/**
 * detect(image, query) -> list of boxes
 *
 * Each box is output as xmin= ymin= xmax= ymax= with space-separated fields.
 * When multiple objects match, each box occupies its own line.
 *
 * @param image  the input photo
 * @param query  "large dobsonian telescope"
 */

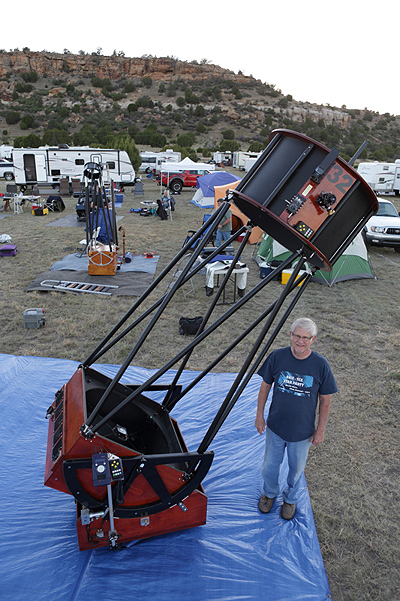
xmin=44 ymin=130 xmax=377 ymax=550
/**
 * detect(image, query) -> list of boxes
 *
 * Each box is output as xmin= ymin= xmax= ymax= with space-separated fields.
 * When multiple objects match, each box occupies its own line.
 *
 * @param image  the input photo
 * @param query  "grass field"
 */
xmin=0 ymin=173 xmax=399 ymax=600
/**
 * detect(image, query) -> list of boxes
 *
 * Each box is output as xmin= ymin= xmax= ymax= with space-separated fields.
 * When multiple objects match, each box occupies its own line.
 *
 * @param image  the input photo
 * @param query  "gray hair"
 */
xmin=290 ymin=317 xmax=317 ymax=338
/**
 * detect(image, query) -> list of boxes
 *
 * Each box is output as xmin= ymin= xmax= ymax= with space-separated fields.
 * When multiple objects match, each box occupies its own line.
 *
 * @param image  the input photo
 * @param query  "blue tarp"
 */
xmin=0 ymin=354 xmax=330 ymax=601
xmin=191 ymin=172 xmax=241 ymax=207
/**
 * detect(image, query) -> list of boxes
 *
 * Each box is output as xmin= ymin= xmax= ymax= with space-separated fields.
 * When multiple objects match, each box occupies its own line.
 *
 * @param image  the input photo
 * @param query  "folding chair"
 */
xmin=134 ymin=180 xmax=144 ymax=197
xmin=182 ymin=213 xmax=216 ymax=251
xmin=59 ymin=178 xmax=70 ymax=196
xmin=44 ymin=195 xmax=65 ymax=212
xmin=71 ymin=178 xmax=82 ymax=197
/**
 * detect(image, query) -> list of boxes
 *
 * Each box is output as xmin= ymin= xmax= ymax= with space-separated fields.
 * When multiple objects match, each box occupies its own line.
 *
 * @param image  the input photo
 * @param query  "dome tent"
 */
xmin=191 ymin=171 xmax=241 ymax=208
xmin=256 ymin=232 xmax=374 ymax=286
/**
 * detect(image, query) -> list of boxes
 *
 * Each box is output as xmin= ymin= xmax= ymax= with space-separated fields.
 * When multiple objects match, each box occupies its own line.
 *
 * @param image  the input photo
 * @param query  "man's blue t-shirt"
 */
xmin=257 ymin=347 xmax=338 ymax=442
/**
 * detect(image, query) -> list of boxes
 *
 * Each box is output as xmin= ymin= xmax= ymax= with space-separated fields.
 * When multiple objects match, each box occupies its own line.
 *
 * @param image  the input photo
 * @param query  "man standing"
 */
xmin=215 ymin=198 xmax=232 ymax=247
xmin=255 ymin=317 xmax=337 ymax=520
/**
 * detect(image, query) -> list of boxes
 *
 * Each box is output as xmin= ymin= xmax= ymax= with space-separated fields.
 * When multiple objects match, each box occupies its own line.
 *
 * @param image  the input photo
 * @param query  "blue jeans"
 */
xmin=261 ymin=427 xmax=311 ymax=504
xmin=215 ymin=229 xmax=231 ymax=247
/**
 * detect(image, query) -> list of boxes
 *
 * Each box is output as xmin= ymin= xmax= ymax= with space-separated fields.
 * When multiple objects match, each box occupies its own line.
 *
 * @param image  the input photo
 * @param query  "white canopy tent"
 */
xmin=160 ymin=157 xmax=215 ymax=173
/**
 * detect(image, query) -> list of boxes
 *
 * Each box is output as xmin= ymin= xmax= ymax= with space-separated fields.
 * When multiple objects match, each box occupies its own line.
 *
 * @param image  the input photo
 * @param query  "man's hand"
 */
xmin=255 ymin=414 xmax=266 ymax=434
xmin=310 ymin=394 xmax=330 ymax=445
xmin=310 ymin=429 xmax=324 ymax=445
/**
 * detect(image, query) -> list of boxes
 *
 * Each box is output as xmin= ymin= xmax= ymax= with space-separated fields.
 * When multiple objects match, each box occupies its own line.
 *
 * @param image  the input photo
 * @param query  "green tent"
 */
xmin=256 ymin=232 xmax=374 ymax=286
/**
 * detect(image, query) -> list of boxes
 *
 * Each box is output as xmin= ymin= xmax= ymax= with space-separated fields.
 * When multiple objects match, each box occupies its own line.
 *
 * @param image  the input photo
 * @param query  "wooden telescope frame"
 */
xmin=44 ymin=130 xmax=377 ymax=550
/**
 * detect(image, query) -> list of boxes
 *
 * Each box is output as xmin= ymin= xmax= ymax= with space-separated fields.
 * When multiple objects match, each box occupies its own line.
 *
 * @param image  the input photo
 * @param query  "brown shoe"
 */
xmin=281 ymin=502 xmax=296 ymax=520
xmin=258 ymin=494 xmax=274 ymax=513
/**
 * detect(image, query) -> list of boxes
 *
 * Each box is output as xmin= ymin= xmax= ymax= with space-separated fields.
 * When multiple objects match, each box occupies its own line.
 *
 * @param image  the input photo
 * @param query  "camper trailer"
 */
xmin=357 ymin=161 xmax=400 ymax=195
xmin=154 ymin=151 xmax=181 ymax=175
xmin=139 ymin=150 xmax=181 ymax=174
xmin=12 ymin=146 xmax=136 ymax=189
xmin=243 ymin=156 xmax=260 ymax=172
xmin=233 ymin=151 xmax=262 ymax=170
xmin=212 ymin=151 xmax=233 ymax=166
xmin=0 ymin=145 xmax=13 ymax=159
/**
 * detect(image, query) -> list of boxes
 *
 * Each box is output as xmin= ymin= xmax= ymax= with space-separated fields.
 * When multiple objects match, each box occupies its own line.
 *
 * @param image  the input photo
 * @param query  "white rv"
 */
xmin=243 ymin=156 xmax=261 ymax=172
xmin=357 ymin=161 xmax=400 ymax=195
xmin=0 ymin=145 xmax=13 ymax=159
xmin=212 ymin=151 xmax=233 ymax=166
xmin=233 ymin=151 xmax=263 ymax=170
xmin=139 ymin=150 xmax=181 ymax=173
xmin=12 ymin=145 xmax=136 ymax=189
xmin=154 ymin=151 xmax=181 ymax=175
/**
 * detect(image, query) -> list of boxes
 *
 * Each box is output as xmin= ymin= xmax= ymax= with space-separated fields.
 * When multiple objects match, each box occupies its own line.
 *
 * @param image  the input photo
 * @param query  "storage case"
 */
xmin=259 ymin=262 xmax=281 ymax=281
xmin=23 ymin=308 xmax=45 ymax=329
xmin=281 ymin=269 xmax=307 ymax=287
xmin=0 ymin=244 xmax=17 ymax=257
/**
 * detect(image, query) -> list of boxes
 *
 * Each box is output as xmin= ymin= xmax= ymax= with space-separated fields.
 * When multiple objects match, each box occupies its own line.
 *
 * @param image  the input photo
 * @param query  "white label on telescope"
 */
xmin=302 ymin=184 xmax=313 ymax=196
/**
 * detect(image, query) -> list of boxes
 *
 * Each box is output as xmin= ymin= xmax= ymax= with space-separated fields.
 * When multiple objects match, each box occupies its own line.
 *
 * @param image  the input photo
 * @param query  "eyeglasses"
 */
xmin=291 ymin=333 xmax=313 ymax=342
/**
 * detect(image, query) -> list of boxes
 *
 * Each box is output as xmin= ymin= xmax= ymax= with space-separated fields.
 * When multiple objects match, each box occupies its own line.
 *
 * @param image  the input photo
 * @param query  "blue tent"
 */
xmin=191 ymin=171 xmax=241 ymax=207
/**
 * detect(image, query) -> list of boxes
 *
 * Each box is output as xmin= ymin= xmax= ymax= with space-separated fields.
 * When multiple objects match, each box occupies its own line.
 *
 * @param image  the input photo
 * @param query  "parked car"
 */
xmin=158 ymin=169 xmax=211 ymax=193
xmin=363 ymin=198 xmax=400 ymax=252
xmin=0 ymin=158 xmax=14 ymax=181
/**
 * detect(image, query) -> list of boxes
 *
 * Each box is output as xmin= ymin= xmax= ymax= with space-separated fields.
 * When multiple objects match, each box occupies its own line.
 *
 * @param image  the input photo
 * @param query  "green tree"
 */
xmin=219 ymin=139 xmax=240 ymax=152
xmin=72 ymin=124 xmax=98 ymax=146
xmin=194 ymin=105 xmax=205 ymax=117
xmin=21 ymin=70 xmax=38 ymax=83
xmin=14 ymin=133 xmax=41 ymax=148
xmin=123 ymin=81 xmax=135 ymax=93
xmin=20 ymin=114 xmax=35 ymax=130
xmin=222 ymin=129 xmax=235 ymax=140
xmin=107 ymin=134 xmax=141 ymax=171
xmin=42 ymin=128 xmax=71 ymax=145
xmin=15 ymin=82 xmax=33 ymax=93
xmin=248 ymin=141 xmax=265 ymax=152
xmin=6 ymin=111 xmax=20 ymax=125
xmin=177 ymin=132 xmax=196 ymax=147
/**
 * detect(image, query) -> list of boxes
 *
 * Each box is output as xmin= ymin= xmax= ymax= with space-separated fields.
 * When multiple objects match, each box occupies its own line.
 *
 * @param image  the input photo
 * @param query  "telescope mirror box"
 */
xmin=23 ymin=308 xmax=45 ymax=329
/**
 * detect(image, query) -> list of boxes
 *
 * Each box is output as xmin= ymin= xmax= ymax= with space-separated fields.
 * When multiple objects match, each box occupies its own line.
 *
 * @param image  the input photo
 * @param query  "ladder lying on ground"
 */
xmin=40 ymin=280 xmax=119 ymax=295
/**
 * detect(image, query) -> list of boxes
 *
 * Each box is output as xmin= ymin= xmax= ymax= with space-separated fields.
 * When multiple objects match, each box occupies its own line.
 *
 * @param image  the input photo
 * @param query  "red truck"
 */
xmin=159 ymin=169 xmax=211 ymax=193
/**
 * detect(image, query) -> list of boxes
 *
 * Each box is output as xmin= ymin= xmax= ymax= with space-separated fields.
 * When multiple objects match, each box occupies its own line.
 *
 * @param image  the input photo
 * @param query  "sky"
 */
xmin=4 ymin=0 xmax=399 ymax=116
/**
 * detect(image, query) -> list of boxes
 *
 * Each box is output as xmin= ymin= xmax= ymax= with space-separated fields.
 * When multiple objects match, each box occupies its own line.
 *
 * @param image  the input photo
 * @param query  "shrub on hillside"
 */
xmin=21 ymin=70 xmax=38 ymax=83
xmin=20 ymin=114 xmax=35 ymax=130
xmin=14 ymin=133 xmax=41 ymax=147
xmin=6 ymin=111 xmax=20 ymax=124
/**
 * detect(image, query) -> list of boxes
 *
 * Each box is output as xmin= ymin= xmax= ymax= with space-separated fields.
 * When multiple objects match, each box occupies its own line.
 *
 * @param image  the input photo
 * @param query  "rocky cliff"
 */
xmin=0 ymin=51 xmax=248 ymax=83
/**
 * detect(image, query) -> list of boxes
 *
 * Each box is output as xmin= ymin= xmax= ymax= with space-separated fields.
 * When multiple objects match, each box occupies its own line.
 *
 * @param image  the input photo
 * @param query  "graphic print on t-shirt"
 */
xmin=277 ymin=371 xmax=314 ymax=397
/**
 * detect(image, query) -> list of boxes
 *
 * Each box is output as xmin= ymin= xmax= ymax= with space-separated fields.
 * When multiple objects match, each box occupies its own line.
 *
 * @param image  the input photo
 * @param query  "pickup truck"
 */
xmin=159 ymin=169 xmax=210 ymax=193
xmin=0 ymin=159 xmax=14 ymax=181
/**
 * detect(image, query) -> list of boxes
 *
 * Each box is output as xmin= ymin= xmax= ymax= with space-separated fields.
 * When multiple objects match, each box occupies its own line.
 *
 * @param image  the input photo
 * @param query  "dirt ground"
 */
xmin=0 ymin=172 xmax=399 ymax=600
